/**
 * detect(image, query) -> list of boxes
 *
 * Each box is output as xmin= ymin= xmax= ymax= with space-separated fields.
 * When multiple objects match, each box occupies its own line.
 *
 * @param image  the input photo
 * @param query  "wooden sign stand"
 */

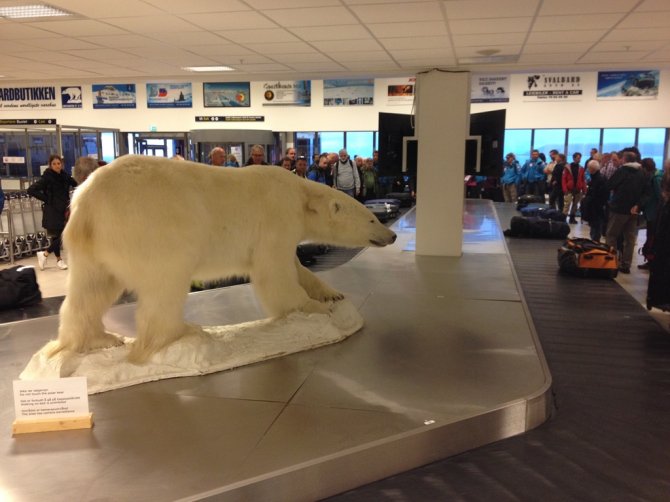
xmin=12 ymin=413 xmax=94 ymax=435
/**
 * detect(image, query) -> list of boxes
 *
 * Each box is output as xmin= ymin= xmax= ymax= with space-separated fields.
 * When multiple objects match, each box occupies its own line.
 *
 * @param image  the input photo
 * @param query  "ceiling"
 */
xmin=1 ymin=0 xmax=670 ymax=83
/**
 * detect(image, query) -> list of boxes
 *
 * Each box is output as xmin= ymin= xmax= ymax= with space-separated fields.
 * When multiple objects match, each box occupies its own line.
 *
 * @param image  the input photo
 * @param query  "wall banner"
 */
xmin=147 ymin=83 xmax=192 ymax=108
xmin=522 ymin=73 xmax=585 ymax=101
xmin=262 ymin=80 xmax=311 ymax=106
xmin=471 ymin=74 xmax=509 ymax=103
xmin=92 ymin=84 xmax=136 ymax=109
xmin=385 ymin=77 xmax=415 ymax=105
xmin=60 ymin=86 xmax=82 ymax=109
xmin=203 ymin=82 xmax=250 ymax=108
xmin=0 ymin=86 xmax=58 ymax=110
xmin=597 ymin=70 xmax=659 ymax=100
xmin=324 ymin=79 xmax=374 ymax=106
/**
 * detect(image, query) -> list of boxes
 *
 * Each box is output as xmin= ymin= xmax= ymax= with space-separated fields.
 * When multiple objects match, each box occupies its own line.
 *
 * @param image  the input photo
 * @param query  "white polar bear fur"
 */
xmin=54 ymin=155 xmax=396 ymax=363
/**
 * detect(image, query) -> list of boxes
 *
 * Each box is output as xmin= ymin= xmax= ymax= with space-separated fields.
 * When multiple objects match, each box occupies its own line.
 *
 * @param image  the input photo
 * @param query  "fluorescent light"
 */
xmin=182 ymin=66 xmax=235 ymax=72
xmin=0 ymin=4 xmax=72 ymax=19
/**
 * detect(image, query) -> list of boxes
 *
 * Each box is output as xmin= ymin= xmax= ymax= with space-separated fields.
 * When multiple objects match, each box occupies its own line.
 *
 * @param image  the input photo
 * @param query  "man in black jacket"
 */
xmin=582 ymin=160 xmax=609 ymax=242
xmin=605 ymin=151 xmax=650 ymax=273
xmin=549 ymin=153 xmax=566 ymax=212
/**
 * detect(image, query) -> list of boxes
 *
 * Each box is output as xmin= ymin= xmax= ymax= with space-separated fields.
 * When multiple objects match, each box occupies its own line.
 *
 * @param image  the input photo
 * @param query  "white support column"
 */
xmin=414 ymin=70 xmax=470 ymax=257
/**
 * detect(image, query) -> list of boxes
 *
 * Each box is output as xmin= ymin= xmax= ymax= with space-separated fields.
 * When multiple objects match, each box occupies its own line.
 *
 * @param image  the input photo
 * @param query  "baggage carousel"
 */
xmin=0 ymin=200 xmax=552 ymax=501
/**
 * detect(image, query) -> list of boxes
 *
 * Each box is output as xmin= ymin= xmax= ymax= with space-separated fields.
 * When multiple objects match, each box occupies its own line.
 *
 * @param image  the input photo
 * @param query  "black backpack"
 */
xmin=0 ymin=266 xmax=42 ymax=309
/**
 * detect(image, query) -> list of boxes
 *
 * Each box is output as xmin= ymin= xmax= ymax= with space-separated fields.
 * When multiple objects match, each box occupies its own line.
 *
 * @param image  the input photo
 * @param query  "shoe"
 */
xmin=618 ymin=266 xmax=631 ymax=274
xmin=569 ymin=217 xmax=577 ymax=224
xmin=37 ymin=251 xmax=47 ymax=270
xmin=638 ymin=262 xmax=650 ymax=270
xmin=57 ymin=259 xmax=68 ymax=270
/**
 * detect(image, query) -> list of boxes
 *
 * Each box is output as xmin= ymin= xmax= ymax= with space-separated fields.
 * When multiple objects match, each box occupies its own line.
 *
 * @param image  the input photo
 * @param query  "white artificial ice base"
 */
xmin=20 ymin=299 xmax=363 ymax=394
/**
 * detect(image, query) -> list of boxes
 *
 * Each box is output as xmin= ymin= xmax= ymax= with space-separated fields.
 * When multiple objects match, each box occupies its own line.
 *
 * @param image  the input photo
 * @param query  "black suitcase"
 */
xmin=516 ymin=194 xmax=545 ymax=210
xmin=385 ymin=192 xmax=414 ymax=207
xmin=519 ymin=203 xmax=552 ymax=217
xmin=504 ymin=216 xmax=570 ymax=239
xmin=0 ymin=265 xmax=42 ymax=309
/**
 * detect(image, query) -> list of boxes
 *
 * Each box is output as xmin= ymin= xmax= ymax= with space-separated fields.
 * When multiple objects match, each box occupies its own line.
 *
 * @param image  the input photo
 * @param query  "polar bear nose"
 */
xmin=390 ymin=232 xmax=397 ymax=243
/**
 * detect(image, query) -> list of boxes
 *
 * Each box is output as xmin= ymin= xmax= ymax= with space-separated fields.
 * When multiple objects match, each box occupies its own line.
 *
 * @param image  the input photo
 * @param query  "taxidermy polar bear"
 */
xmin=53 ymin=155 xmax=396 ymax=363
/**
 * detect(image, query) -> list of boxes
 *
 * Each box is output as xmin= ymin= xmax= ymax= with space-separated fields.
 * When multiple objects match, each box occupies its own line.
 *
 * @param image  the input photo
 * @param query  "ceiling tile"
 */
xmin=389 ymin=48 xmax=454 ymax=60
xmin=533 ymin=13 xmax=625 ymax=31
xmin=246 ymin=0 xmax=340 ymax=7
xmin=65 ymin=48 xmax=137 ymax=60
xmin=539 ymin=0 xmax=638 ymax=15
xmin=181 ymin=11 xmax=277 ymax=30
xmin=367 ymin=21 xmax=447 ymax=38
xmin=453 ymin=33 xmax=527 ymax=47
xmin=350 ymin=2 xmax=443 ymax=23
xmin=523 ymin=43 xmax=593 ymax=54
xmin=290 ymin=25 xmax=370 ymax=41
xmin=636 ymin=0 xmax=670 ymax=11
xmin=287 ymin=62 xmax=346 ymax=71
xmin=526 ymin=29 xmax=606 ymax=43
xmin=25 ymin=20 xmax=128 ymax=37
xmin=379 ymin=36 xmax=451 ymax=50
xmin=18 ymin=51 xmax=89 ymax=63
xmin=617 ymin=11 xmax=670 ymax=28
xmin=593 ymin=40 xmax=668 ymax=52
xmin=603 ymin=27 xmax=670 ymax=42
xmin=450 ymin=17 xmax=532 ymax=35
xmin=341 ymin=60 xmax=402 ymax=70
xmin=578 ymin=50 xmax=651 ymax=63
xmin=312 ymin=39 xmax=384 ymax=52
xmin=270 ymin=53 xmax=333 ymax=63
xmin=79 ymin=35 xmax=166 ymax=49
xmin=263 ymin=6 xmax=358 ymax=26
xmin=218 ymin=28 xmax=300 ymax=44
xmin=103 ymin=15 xmax=202 ymax=33
xmin=329 ymin=51 xmax=393 ymax=62
xmin=0 ymin=23 xmax=64 ymax=39
xmin=444 ymin=0 xmax=540 ymax=19
xmin=242 ymin=42 xmax=319 ymax=55
xmin=455 ymin=45 xmax=522 ymax=57
xmin=52 ymin=0 xmax=164 ymax=17
xmin=184 ymin=44 xmax=257 ymax=57
xmin=517 ymin=53 xmax=582 ymax=64
xmin=232 ymin=63 xmax=292 ymax=72
xmin=22 ymin=37 xmax=101 ymax=51
xmin=148 ymin=31 xmax=227 ymax=46
xmin=142 ymin=0 xmax=251 ymax=14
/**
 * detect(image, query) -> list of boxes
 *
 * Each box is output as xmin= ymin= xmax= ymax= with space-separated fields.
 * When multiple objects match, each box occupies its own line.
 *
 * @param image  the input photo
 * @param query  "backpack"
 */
xmin=0 ymin=266 xmax=42 ymax=309
xmin=557 ymin=238 xmax=618 ymax=278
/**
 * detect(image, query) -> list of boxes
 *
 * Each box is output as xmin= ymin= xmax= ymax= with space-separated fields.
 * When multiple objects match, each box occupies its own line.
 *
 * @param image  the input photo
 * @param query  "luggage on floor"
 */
xmin=558 ymin=238 xmax=618 ymax=278
xmin=385 ymin=192 xmax=414 ymax=207
xmin=504 ymin=216 xmax=570 ymax=239
xmin=537 ymin=207 xmax=566 ymax=222
xmin=516 ymin=194 xmax=544 ymax=210
xmin=0 ymin=265 xmax=42 ymax=309
xmin=519 ymin=203 xmax=552 ymax=217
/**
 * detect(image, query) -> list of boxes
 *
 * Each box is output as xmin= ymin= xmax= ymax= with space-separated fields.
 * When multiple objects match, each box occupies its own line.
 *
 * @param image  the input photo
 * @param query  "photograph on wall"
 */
xmin=60 ymin=86 xmax=82 ymax=109
xmin=323 ymin=79 xmax=374 ymax=106
xmin=471 ymin=74 xmax=509 ymax=103
xmin=522 ymin=73 xmax=585 ymax=101
xmin=92 ymin=84 xmax=136 ymax=109
xmin=146 ymin=83 xmax=192 ymax=108
xmin=386 ymin=77 xmax=415 ymax=105
xmin=203 ymin=82 xmax=250 ymax=107
xmin=261 ymin=80 xmax=311 ymax=106
xmin=0 ymin=85 xmax=58 ymax=110
xmin=597 ymin=70 xmax=659 ymax=100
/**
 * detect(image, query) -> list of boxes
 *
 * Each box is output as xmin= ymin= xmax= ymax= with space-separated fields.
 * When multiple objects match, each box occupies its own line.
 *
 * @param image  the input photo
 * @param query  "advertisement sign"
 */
xmin=92 ymin=84 xmax=136 ymax=109
xmin=471 ymin=74 xmax=509 ymax=103
xmin=60 ymin=86 xmax=82 ymax=109
xmin=522 ymin=73 xmax=585 ymax=101
xmin=386 ymin=77 xmax=415 ymax=105
xmin=262 ymin=80 xmax=311 ymax=106
xmin=324 ymin=79 xmax=374 ymax=106
xmin=0 ymin=86 xmax=58 ymax=110
xmin=203 ymin=82 xmax=250 ymax=107
xmin=195 ymin=116 xmax=264 ymax=122
xmin=147 ymin=83 xmax=192 ymax=108
xmin=597 ymin=70 xmax=659 ymax=99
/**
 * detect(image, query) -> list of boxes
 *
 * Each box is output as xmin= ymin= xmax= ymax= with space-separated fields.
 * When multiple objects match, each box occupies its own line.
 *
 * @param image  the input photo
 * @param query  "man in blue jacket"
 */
xmin=521 ymin=149 xmax=546 ymax=197
xmin=500 ymin=153 xmax=520 ymax=202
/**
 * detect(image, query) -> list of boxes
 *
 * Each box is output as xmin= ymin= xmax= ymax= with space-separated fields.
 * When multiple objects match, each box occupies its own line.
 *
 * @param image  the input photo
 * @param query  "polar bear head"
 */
xmin=302 ymin=185 xmax=397 ymax=248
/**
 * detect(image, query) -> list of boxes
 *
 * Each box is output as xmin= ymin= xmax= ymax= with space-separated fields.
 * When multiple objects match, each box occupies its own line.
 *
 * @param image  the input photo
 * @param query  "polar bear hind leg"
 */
xmin=53 ymin=258 xmax=125 ymax=356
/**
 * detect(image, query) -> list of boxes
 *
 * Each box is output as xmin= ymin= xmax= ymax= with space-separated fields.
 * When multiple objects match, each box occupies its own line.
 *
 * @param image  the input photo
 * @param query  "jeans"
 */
xmin=605 ymin=212 xmax=638 ymax=269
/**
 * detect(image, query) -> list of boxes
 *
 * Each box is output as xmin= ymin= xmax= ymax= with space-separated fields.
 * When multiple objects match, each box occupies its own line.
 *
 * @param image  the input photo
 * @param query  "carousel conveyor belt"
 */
xmin=327 ymin=202 xmax=670 ymax=502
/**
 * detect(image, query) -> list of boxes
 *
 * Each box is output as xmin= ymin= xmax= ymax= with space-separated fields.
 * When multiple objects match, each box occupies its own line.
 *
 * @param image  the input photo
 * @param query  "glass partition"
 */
xmin=503 ymin=129 xmax=532 ymax=165
xmin=533 ymin=129 xmax=566 ymax=157
xmin=346 ymin=131 xmax=375 ymax=159
xmin=567 ymin=129 xmax=601 ymax=159
xmin=602 ymin=128 xmax=636 ymax=154
xmin=637 ymin=128 xmax=666 ymax=168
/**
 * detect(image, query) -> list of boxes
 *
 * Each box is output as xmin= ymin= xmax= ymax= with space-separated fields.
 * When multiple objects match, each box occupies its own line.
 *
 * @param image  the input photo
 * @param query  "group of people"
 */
xmin=209 ymin=145 xmax=381 ymax=201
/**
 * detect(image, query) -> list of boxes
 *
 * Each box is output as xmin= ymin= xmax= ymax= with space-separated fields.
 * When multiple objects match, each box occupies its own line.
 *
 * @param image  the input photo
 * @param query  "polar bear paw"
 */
xmin=301 ymin=298 xmax=331 ymax=315
xmin=307 ymin=284 xmax=344 ymax=303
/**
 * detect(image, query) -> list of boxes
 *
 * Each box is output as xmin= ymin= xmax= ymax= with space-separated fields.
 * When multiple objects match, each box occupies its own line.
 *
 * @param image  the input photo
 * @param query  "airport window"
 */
xmin=567 ymin=129 xmax=601 ymax=159
xmin=533 ymin=129 xmax=566 ymax=157
xmin=346 ymin=131 xmax=375 ymax=160
xmin=319 ymin=132 xmax=344 ymax=154
xmin=503 ymin=129 xmax=532 ymax=165
xmin=637 ymin=128 xmax=666 ymax=168
xmin=602 ymin=128 xmax=636 ymax=154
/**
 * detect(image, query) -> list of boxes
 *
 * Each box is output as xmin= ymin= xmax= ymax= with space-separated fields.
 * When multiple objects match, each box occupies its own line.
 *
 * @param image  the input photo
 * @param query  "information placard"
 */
xmin=13 ymin=377 xmax=89 ymax=420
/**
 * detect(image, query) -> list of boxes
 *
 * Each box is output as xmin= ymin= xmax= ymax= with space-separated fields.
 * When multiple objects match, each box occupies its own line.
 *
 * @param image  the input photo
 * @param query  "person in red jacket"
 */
xmin=562 ymin=152 xmax=587 ymax=224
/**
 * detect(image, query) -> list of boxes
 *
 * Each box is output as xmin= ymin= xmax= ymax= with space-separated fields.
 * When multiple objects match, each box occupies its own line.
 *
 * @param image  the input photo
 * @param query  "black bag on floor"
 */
xmin=504 ymin=216 xmax=570 ymax=239
xmin=558 ymin=238 xmax=618 ymax=279
xmin=519 ymin=203 xmax=552 ymax=217
xmin=516 ymin=194 xmax=544 ymax=210
xmin=537 ymin=207 xmax=566 ymax=222
xmin=0 ymin=266 xmax=42 ymax=309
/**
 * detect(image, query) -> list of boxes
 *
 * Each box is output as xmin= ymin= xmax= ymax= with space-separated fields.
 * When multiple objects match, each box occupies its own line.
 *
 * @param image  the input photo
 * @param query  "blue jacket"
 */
xmin=501 ymin=160 xmax=520 ymax=185
xmin=521 ymin=158 xmax=546 ymax=183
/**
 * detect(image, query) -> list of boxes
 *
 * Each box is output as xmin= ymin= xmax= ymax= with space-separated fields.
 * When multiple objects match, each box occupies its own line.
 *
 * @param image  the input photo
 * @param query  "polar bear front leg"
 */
xmin=251 ymin=249 xmax=330 ymax=316
xmin=295 ymin=256 xmax=344 ymax=302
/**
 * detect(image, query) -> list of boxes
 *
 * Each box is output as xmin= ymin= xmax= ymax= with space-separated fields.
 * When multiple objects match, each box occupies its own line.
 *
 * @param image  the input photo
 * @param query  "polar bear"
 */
xmin=53 ymin=155 xmax=396 ymax=363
